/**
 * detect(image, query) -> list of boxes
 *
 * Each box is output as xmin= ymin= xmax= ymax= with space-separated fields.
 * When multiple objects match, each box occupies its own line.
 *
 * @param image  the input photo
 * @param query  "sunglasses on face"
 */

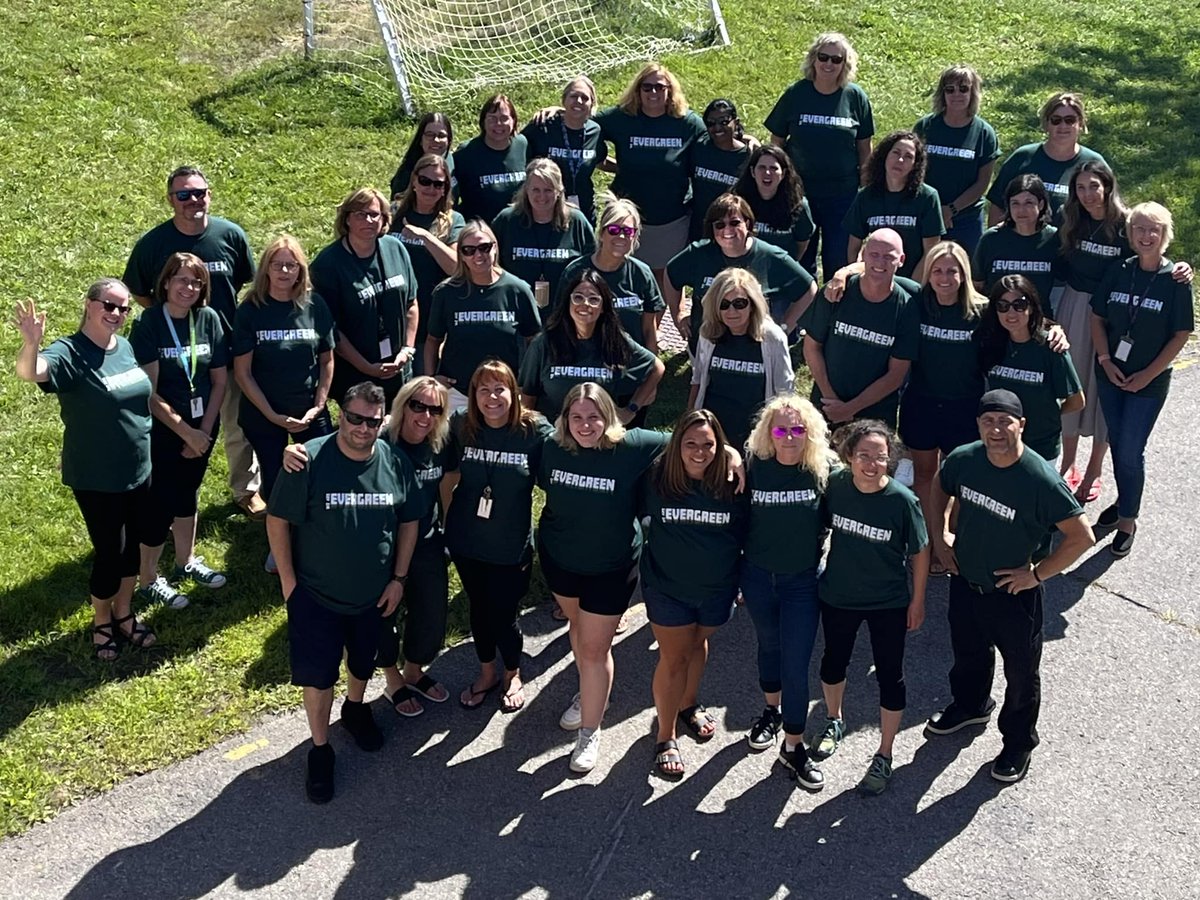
xmin=569 ymin=292 xmax=603 ymax=308
xmin=172 ymin=188 xmax=208 ymax=202
xmin=416 ymin=174 xmax=447 ymax=189
xmin=944 ymin=84 xmax=972 ymax=94
xmin=816 ymin=52 xmax=845 ymax=64
xmin=640 ymin=83 xmax=668 ymax=93
xmin=995 ymin=297 xmax=1031 ymax=313
xmin=1049 ymin=114 xmax=1079 ymax=126
xmin=343 ymin=410 xmax=384 ymax=429
xmin=91 ymin=298 xmax=132 ymax=316
xmin=771 ymin=425 xmax=807 ymax=438
xmin=718 ymin=297 xmax=750 ymax=311
xmin=407 ymin=398 xmax=444 ymax=416
xmin=713 ymin=218 xmax=745 ymax=231
xmin=460 ymin=241 xmax=495 ymax=257
xmin=604 ymin=224 xmax=637 ymax=238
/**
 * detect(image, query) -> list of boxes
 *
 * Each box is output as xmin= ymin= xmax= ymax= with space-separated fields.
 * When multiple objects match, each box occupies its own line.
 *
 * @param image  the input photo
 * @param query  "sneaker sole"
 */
xmin=778 ymin=755 xmax=825 ymax=791
xmin=568 ymin=757 xmax=597 ymax=773
xmin=990 ymin=759 xmax=1030 ymax=783
xmin=559 ymin=717 xmax=582 ymax=731
xmin=925 ymin=710 xmax=994 ymax=735
xmin=747 ymin=734 xmax=777 ymax=752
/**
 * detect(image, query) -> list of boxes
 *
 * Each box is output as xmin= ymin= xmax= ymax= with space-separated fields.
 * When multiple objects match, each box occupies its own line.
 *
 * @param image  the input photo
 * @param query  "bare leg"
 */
xmin=171 ymin=514 xmax=198 ymax=567
xmin=304 ymin=686 xmax=335 ymax=745
xmin=822 ymin=679 xmax=847 ymax=721
xmin=651 ymin=623 xmax=698 ymax=743
xmin=879 ymin=707 xmax=902 ymax=758
xmin=1060 ymin=433 xmax=1080 ymax=476
xmin=139 ymin=544 xmax=163 ymax=588
xmin=680 ymin=628 xmax=718 ymax=710
xmin=575 ymin=610 xmax=620 ymax=730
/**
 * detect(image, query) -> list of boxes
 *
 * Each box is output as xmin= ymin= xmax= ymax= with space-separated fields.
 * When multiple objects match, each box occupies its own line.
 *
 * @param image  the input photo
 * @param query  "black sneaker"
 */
xmin=747 ymin=707 xmax=783 ymax=751
xmin=1096 ymin=503 xmax=1119 ymax=528
xmin=306 ymin=743 xmax=335 ymax=803
xmin=1111 ymin=526 xmax=1136 ymax=558
xmin=340 ymin=698 xmax=384 ymax=751
xmin=778 ymin=741 xmax=825 ymax=791
xmin=925 ymin=699 xmax=997 ymax=735
xmin=991 ymin=748 xmax=1031 ymax=783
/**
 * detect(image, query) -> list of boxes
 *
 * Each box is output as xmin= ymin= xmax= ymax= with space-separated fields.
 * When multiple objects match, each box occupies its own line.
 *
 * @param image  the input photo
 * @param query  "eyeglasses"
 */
xmin=853 ymin=453 xmax=890 ymax=465
xmin=604 ymin=224 xmax=637 ymax=238
xmin=771 ymin=425 xmax=807 ymax=438
xmin=640 ymin=83 xmax=669 ymax=93
xmin=816 ymin=52 xmax=845 ymax=64
xmin=995 ymin=297 xmax=1031 ymax=313
xmin=172 ymin=188 xmax=208 ymax=202
xmin=416 ymin=174 xmax=447 ymax=189
xmin=705 ymin=115 xmax=733 ymax=129
xmin=460 ymin=241 xmax=495 ymax=257
xmin=569 ymin=292 xmax=603 ymax=308
xmin=350 ymin=209 xmax=383 ymax=222
xmin=564 ymin=91 xmax=592 ymax=104
xmin=713 ymin=218 xmax=745 ymax=231
xmin=944 ymin=84 xmax=972 ymax=94
xmin=268 ymin=261 xmax=300 ymax=273
xmin=718 ymin=297 xmax=750 ymax=311
xmin=406 ymin=398 xmax=444 ymax=416
xmin=1049 ymin=114 xmax=1079 ymax=126
xmin=343 ymin=410 xmax=384 ymax=429
xmin=170 ymin=276 xmax=204 ymax=291
xmin=484 ymin=114 xmax=513 ymax=126
xmin=90 ymin=298 xmax=132 ymax=316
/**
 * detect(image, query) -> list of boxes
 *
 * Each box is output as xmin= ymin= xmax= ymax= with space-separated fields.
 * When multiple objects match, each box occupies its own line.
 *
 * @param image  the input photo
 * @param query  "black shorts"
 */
xmin=287 ymin=582 xmax=383 ymax=689
xmin=899 ymin=389 xmax=980 ymax=455
xmin=538 ymin=541 xmax=638 ymax=617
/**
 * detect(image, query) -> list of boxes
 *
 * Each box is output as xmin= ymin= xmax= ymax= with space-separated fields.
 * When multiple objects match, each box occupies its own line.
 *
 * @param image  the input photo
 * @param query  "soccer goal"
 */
xmin=302 ymin=0 xmax=731 ymax=115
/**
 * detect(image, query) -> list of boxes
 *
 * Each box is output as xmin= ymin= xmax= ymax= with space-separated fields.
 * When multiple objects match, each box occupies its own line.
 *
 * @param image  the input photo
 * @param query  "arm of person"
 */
xmin=944 ymin=160 xmax=996 ymax=228
xmin=519 ymin=392 xmax=539 ymax=413
xmin=907 ymin=545 xmax=930 ymax=631
xmin=142 ymin=360 xmax=211 ymax=456
xmin=401 ymin=222 xmax=458 ymax=275
xmin=686 ymin=382 xmax=700 ymax=410
xmin=266 ymin=514 xmax=298 ymax=600
xmin=641 ymin=314 xmax=660 ymax=353
xmin=378 ymin=519 xmax=420 ymax=616
xmin=823 ymin=357 xmax=911 ymax=424
xmin=987 ymin=203 xmax=1005 ymax=227
xmin=296 ymin=350 xmax=335 ymax=426
xmin=1089 ymin=311 xmax=1128 ymax=388
xmin=625 ymin=357 xmax=665 ymax=417
xmin=994 ymin=513 xmax=1095 ymax=593
xmin=662 ymin=273 xmax=689 ymax=342
xmin=424 ymin=334 xmax=451 ymax=386
xmin=770 ymin=134 xmax=786 ymax=148
xmin=13 ymin=299 xmax=50 ymax=382
xmin=856 ymin=138 xmax=872 ymax=171
xmin=846 ymin=236 xmax=863 ymax=268
xmin=928 ymin=474 xmax=958 ymax=574
xmin=438 ymin=470 xmax=460 ymax=525
xmin=132 ymin=294 xmax=153 ymax=310
xmin=795 ymin=239 xmax=810 ymax=263
xmin=335 ymin=334 xmax=388 ymax=378
xmin=1121 ymin=331 xmax=1192 ymax=393
xmin=911 ymin=236 xmax=941 ymax=283
xmin=1059 ymin=390 xmax=1085 ymax=415
xmin=282 ymin=442 xmax=310 ymax=473
xmin=802 ymin=336 xmax=837 ymax=402
xmin=824 ymin=260 xmax=865 ymax=301
xmin=234 ymin=352 xmax=302 ymax=433
xmin=780 ymin=282 xmax=817 ymax=332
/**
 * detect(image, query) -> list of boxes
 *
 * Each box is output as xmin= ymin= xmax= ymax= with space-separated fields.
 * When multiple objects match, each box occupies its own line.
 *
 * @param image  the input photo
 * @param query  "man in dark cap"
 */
xmin=925 ymin=389 xmax=1094 ymax=782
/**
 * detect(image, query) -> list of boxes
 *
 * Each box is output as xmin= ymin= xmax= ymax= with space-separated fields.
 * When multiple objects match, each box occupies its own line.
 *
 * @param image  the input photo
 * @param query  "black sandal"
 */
xmin=654 ymin=739 xmax=684 ymax=778
xmin=679 ymin=704 xmax=717 ymax=742
xmin=387 ymin=685 xmax=425 ymax=718
xmin=112 ymin=611 xmax=156 ymax=650
xmin=91 ymin=621 xmax=120 ymax=661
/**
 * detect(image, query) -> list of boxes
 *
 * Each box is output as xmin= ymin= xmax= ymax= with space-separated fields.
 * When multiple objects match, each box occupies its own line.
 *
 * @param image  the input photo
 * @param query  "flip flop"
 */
xmin=407 ymin=674 xmax=448 ymax=703
xmin=388 ymin=685 xmax=424 ymax=717
xmin=500 ymin=679 xmax=525 ymax=713
xmin=459 ymin=679 xmax=500 ymax=710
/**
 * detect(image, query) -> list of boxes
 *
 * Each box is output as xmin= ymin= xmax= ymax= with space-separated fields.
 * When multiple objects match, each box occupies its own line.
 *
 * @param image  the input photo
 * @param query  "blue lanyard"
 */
xmin=558 ymin=116 xmax=584 ymax=190
xmin=162 ymin=306 xmax=197 ymax=395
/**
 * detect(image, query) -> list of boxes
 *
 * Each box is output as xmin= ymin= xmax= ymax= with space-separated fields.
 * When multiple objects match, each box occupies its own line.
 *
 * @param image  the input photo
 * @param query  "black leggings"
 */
xmin=72 ymin=479 xmax=152 ymax=600
xmin=145 ymin=421 xmax=218 ymax=547
xmin=242 ymin=410 xmax=333 ymax=503
xmin=819 ymin=602 xmax=908 ymax=711
xmin=452 ymin=554 xmax=531 ymax=671
xmin=377 ymin=537 xmax=450 ymax=668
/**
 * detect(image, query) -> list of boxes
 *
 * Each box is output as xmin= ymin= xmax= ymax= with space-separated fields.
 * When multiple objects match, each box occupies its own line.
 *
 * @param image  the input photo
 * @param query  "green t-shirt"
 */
xmin=913 ymin=114 xmax=1001 ymax=215
xmin=521 ymin=115 xmax=606 ymax=221
xmin=745 ymin=455 xmax=826 ymax=574
xmin=452 ymin=134 xmax=529 ymax=223
xmin=122 ymin=216 xmax=255 ymax=339
xmin=537 ymin=428 xmax=669 ymax=573
xmin=807 ymin=277 xmax=920 ymax=423
xmin=268 ymin=434 xmax=422 ymax=614
xmin=444 ymin=412 xmax=554 ymax=565
xmin=702 ymin=333 xmax=767 ymax=450
xmin=639 ymin=477 xmax=748 ymax=603
xmin=390 ymin=152 xmax=457 ymax=202
xmin=593 ymin=106 xmax=707 ymax=225
xmin=843 ymin=183 xmax=945 ymax=278
xmin=427 ymin=271 xmax=542 ymax=388
xmin=394 ymin=209 xmax=466 ymax=345
xmin=492 ymin=206 xmax=596 ymax=300
xmin=973 ymin=225 xmax=1060 ymax=304
xmin=1091 ymin=257 xmax=1195 ymax=400
xmin=1059 ymin=215 xmax=1129 ymax=294
xmin=819 ymin=468 xmax=927 ymax=610
xmin=752 ymin=198 xmax=816 ymax=259
xmin=689 ymin=138 xmax=753 ymax=238
xmin=910 ymin=295 xmax=984 ymax=401
xmin=940 ymin=441 xmax=1082 ymax=589
xmin=519 ymin=330 xmax=658 ymax=419
xmin=764 ymin=80 xmax=875 ymax=199
xmin=985 ymin=338 xmax=1082 ymax=460
xmin=232 ymin=296 xmax=337 ymax=429
xmin=130 ymin=305 xmax=229 ymax=421
xmin=39 ymin=334 xmax=153 ymax=492
xmin=394 ymin=437 xmax=448 ymax=540
xmin=555 ymin=255 xmax=664 ymax=349
xmin=986 ymin=143 xmax=1107 ymax=222
xmin=309 ymin=234 xmax=417 ymax=368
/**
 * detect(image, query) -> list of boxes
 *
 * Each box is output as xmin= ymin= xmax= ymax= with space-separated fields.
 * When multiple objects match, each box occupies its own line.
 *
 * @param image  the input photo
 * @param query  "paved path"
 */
xmin=2 ymin=369 xmax=1198 ymax=900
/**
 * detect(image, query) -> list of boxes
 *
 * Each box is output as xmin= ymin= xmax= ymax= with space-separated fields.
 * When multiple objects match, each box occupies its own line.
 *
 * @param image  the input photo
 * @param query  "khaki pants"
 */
xmin=220 ymin=380 xmax=261 ymax=501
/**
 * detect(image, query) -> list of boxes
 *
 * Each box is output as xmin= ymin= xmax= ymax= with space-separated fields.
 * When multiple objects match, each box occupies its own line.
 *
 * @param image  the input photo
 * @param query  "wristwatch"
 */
xmin=626 ymin=402 xmax=640 ymax=414
xmin=390 ymin=573 xmax=409 ymax=584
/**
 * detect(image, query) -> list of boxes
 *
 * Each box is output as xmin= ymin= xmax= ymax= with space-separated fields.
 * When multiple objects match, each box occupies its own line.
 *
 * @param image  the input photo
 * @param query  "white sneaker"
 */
xmin=895 ymin=457 xmax=915 ymax=487
xmin=569 ymin=728 xmax=601 ymax=773
xmin=559 ymin=693 xmax=582 ymax=731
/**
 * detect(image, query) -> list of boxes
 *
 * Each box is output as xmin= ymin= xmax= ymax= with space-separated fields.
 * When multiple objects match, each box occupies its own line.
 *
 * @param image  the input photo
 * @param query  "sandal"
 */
xmin=91 ymin=621 xmax=120 ymax=661
xmin=679 ymin=704 xmax=717 ymax=742
xmin=112 ymin=611 xmax=156 ymax=650
xmin=407 ymin=674 xmax=448 ymax=703
xmin=459 ymin=678 xmax=501 ymax=710
xmin=654 ymin=739 xmax=684 ymax=778
xmin=387 ymin=685 xmax=424 ymax=718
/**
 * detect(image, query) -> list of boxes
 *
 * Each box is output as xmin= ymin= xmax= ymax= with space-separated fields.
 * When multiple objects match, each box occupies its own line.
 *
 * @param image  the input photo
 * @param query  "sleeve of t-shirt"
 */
xmin=129 ymin=313 xmax=157 ymax=366
xmin=121 ymin=236 xmax=154 ymax=298
xmin=518 ymin=335 xmax=546 ymax=397
xmin=1036 ymin=466 xmax=1084 ymax=528
xmin=232 ymin=302 xmax=256 ymax=356
xmin=986 ymin=151 xmax=1021 ymax=208
xmin=618 ymin=336 xmax=658 ymax=393
xmin=1170 ymin=281 xmax=1196 ymax=333
xmin=1089 ymin=264 xmax=1119 ymax=318
xmin=770 ymin=251 xmax=815 ymax=304
xmin=938 ymin=445 xmax=964 ymax=497
xmin=972 ymin=233 xmax=994 ymax=284
xmin=232 ymin=226 xmax=256 ymax=291
xmin=519 ymin=122 xmax=544 ymax=158
xmin=448 ymin=214 xmax=467 ymax=244
xmin=38 ymin=338 xmax=81 ymax=393
xmin=444 ymin=413 xmax=465 ymax=472
xmin=892 ymin=296 xmax=922 ymax=361
xmin=807 ymin=294 xmax=834 ymax=343
xmin=920 ymin=188 xmax=946 ymax=237
xmin=1051 ymin=348 xmax=1082 ymax=399
xmin=427 ymin=285 xmax=450 ymax=341
xmin=855 ymin=88 xmax=875 ymax=140
xmin=764 ymin=85 xmax=794 ymax=139
xmin=592 ymin=106 xmax=619 ymax=144
xmin=491 ymin=210 xmax=513 ymax=260
xmin=627 ymin=427 xmax=671 ymax=469
xmin=894 ymin=276 xmax=922 ymax=297
xmin=268 ymin=462 xmax=310 ymax=524
xmin=794 ymin=199 xmax=816 ymax=244
xmin=514 ymin=284 xmax=542 ymax=336
xmin=843 ymin=190 xmax=868 ymax=240
xmin=665 ymin=245 xmax=696 ymax=293
xmin=207 ymin=311 xmax=231 ymax=368
xmin=390 ymin=448 xmax=425 ymax=523
xmin=903 ymin=489 xmax=930 ymax=555
xmin=637 ymin=264 xmax=666 ymax=313
xmin=980 ymin=122 xmax=1001 ymax=163
xmin=574 ymin=215 xmax=597 ymax=257
xmin=308 ymin=253 xmax=338 ymax=321
xmin=396 ymin=239 xmax=419 ymax=307
xmin=312 ymin=296 xmax=337 ymax=353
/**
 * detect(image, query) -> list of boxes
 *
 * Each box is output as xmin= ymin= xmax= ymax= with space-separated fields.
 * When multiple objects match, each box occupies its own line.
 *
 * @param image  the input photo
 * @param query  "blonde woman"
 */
xmin=521 ymin=76 xmax=606 ymax=222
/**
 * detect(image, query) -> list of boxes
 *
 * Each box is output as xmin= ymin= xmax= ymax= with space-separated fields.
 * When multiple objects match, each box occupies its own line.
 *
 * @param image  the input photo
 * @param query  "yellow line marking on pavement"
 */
xmin=224 ymin=737 xmax=269 ymax=761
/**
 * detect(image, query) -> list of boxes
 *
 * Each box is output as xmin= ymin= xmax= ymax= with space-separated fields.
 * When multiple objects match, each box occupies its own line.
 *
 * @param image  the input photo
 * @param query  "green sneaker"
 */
xmin=136 ymin=575 xmax=190 ymax=610
xmin=810 ymin=717 xmax=845 ymax=761
xmin=173 ymin=556 xmax=227 ymax=589
xmin=857 ymin=753 xmax=893 ymax=796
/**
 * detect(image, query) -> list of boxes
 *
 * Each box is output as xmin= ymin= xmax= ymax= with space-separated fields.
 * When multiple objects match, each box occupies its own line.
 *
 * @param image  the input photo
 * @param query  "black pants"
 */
xmin=145 ymin=421 xmax=219 ymax=547
xmin=331 ymin=359 xmax=408 ymax=411
xmin=947 ymin=575 xmax=1043 ymax=753
xmin=72 ymin=479 xmax=152 ymax=600
xmin=453 ymin=554 xmax=531 ymax=671
xmin=818 ymin=602 xmax=908 ymax=711
xmin=242 ymin=411 xmax=334 ymax=503
xmin=377 ymin=537 xmax=450 ymax=668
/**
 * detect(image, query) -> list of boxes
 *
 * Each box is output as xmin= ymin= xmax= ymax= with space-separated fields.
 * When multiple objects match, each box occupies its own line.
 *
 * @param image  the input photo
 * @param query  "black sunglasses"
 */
xmin=416 ymin=174 xmax=447 ymax=189
xmin=944 ymin=84 xmax=972 ymax=94
xmin=995 ymin=297 xmax=1031 ymax=314
xmin=719 ymin=297 xmax=750 ymax=310
xmin=461 ymin=242 xmax=495 ymax=257
xmin=407 ymin=398 xmax=444 ymax=416
xmin=343 ymin=409 xmax=384 ymax=429
xmin=816 ymin=52 xmax=845 ymax=64
xmin=90 ymin=298 xmax=132 ymax=315
xmin=172 ymin=188 xmax=209 ymax=202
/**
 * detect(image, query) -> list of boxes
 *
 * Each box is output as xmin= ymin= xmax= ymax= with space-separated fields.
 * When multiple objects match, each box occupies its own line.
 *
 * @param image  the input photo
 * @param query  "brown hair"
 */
xmin=461 ymin=358 xmax=540 ymax=445
xmin=652 ymin=409 xmax=733 ymax=501
xmin=153 ymin=252 xmax=210 ymax=307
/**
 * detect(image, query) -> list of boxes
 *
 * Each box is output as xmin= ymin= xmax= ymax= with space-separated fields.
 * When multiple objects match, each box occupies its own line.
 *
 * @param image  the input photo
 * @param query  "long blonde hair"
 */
xmin=746 ymin=394 xmax=832 ymax=490
xmin=802 ymin=33 xmax=858 ymax=87
xmin=448 ymin=220 xmax=503 ymax=291
xmin=245 ymin=235 xmax=312 ymax=307
xmin=389 ymin=376 xmax=451 ymax=453
xmin=509 ymin=158 xmax=570 ymax=230
xmin=919 ymin=240 xmax=984 ymax=322
xmin=617 ymin=62 xmax=689 ymax=117
xmin=393 ymin=154 xmax=455 ymax=241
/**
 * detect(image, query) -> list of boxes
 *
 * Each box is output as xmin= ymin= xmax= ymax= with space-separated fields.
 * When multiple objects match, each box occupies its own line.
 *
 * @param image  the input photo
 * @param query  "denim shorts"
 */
xmin=643 ymin=582 xmax=737 ymax=629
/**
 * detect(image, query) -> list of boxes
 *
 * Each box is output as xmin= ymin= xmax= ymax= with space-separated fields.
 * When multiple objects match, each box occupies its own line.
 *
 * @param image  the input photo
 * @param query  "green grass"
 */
xmin=1 ymin=0 xmax=1197 ymax=836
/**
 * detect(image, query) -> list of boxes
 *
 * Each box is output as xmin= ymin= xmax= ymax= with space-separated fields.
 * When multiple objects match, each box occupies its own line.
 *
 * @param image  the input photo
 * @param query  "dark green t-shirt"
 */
xmin=39 ymin=334 xmax=153 ymax=492
xmin=843 ymin=183 xmax=945 ymax=278
xmin=640 ymin=477 xmax=748 ymax=602
xmin=593 ymin=106 xmax=707 ymax=225
xmin=492 ymin=206 xmax=596 ymax=300
xmin=910 ymin=295 xmax=984 ymax=401
xmin=452 ymin=134 xmax=529 ymax=223
xmin=521 ymin=115 xmax=606 ymax=221
xmin=973 ymin=225 xmax=1060 ymax=304
xmin=519 ymin=330 xmax=658 ymax=419
xmin=745 ymin=455 xmax=826 ymax=574
xmin=940 ymin=441 xmax=1082 ymax=589
xmin=1058 ymin=215 xmax=1129 ymax=294
xmin=702 ymin=333 xmax=767 ymax=449
xmin=269 ymin=434 xmax=422 ymax=614
xmin=985 ymin=338 xmax=1082 ymax=460
xmin=986 ymin=143 xmax=1107 ymax=222
xmin=122 ymin=216 xmax=255 ymax=339
xmin=427 ymin=272 xmax=541 ymax=388
xmin=764 ymin=80 xmax=875 ymax=199
xmin=537 ymin=428 xmax=669 ymax=573
xmin=689 ymin=137 xmax=752 ymax=238
xmin=394 ymin=208 xmax=466 ymax=345
xmin=232 ymin=296 xmax=337 ymax=429
xmin=1091 ymin=257 xmax=1195 ymax=400
xmin=807 ymin=277 xmax=920 ymax=422
xmin=913 ymin=114 xmax=1001 ymax=215
xmin=819 ymin=469 xmax=927 ymax=610
xmin=394 ymin=437 xmax=448 ymax=540
xmin=130 ymin=305 xmax=229 ymax=420
xmin=444 ymin=412 xmax=554 ymax=564
xmin=752 ymin=198 xmax=816 ymax=259
xmin=309 ymin=234 xmax=417 ymax=367
xmin=555 ymin=255 xmax=664 ymax=349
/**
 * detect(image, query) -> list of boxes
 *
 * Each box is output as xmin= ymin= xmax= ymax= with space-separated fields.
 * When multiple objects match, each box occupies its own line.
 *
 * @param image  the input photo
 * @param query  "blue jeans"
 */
xmin=1095 ymin=376 xmax=1168 ymax=519
xmin=739 ymin=560 xmax=819 ymax=735
xmin=944 ymin=207 xmax=984 ymax=256
xmin=800 ymin=191 xmax=856 ymax=282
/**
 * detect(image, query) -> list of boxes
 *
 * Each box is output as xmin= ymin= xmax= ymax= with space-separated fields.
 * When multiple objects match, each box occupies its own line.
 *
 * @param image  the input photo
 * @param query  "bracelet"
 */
xmin=1097 ymin=354 xmax=1111 ymax=363
xmin=390 ymin=573 xmax=408 ymax=584
xmin=1032 ymin=566 xmax=1043 ymax=584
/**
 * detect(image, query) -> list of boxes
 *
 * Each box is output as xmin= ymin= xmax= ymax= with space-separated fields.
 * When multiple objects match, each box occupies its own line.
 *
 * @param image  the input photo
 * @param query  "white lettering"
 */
xmin=833 ymin=320 xmax=896 ymax=348
xmin=549 ymin=469 xmax=617 ymax=493
xmin=959 ymin=485 xmax=1017 ymax=522
xmin=324 ymin=491 xmax=395 ymax=510
xmin=831 ymin=513 xmax=892 ymax=543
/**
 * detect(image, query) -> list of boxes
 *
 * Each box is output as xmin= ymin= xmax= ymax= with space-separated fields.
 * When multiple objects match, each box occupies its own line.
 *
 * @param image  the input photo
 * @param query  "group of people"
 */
xmin=11 ymin=32 xmax=1194 ymax=803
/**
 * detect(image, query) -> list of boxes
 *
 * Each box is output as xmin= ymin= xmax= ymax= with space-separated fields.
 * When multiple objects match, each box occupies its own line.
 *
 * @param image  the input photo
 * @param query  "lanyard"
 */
xmin=162 ymin=306 xmax=198 ymax=396
xmin=1125 ymin=265 xmax=1160 ymax=332
xmin=557 ymin=116 xmax=584 ymax=191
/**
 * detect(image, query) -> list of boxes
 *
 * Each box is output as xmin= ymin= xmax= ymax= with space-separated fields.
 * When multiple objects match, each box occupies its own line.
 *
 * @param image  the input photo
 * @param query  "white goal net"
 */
xmin=303 ymin=0 xmax=730 ymax=114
